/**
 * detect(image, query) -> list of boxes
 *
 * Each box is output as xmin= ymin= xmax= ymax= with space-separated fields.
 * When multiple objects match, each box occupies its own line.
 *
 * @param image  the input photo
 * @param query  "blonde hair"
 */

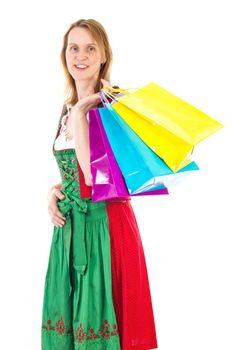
xmin=60 ymin=19 xmax=113 ymax=106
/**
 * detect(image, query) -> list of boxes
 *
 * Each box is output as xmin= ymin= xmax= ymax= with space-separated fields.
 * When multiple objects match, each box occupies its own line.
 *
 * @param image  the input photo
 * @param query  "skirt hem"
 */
xmin=41 ymin=329 xmax=121 ymax=349
xmin=131 ymin=341 xmax=158 ymax=350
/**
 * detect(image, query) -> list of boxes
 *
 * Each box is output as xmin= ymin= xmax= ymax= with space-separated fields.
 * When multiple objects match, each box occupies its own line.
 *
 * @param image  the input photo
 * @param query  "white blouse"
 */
xmin=54 ymin=105 xmax=76 ymax=151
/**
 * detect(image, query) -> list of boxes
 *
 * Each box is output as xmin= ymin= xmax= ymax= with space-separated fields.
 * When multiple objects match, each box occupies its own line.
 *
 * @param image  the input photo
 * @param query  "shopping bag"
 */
xmin=98 ymin=103 xmax=199 ymax=195
xmin=89 ymin=108 xmax=169 ymax=202
xmin=101 ymin=82 xmax=223 ymax=171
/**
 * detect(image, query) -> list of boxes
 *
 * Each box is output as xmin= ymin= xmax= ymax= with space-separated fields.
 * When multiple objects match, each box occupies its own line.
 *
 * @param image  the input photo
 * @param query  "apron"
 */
xmin=41 ymin=104 xmax=123 ymax=350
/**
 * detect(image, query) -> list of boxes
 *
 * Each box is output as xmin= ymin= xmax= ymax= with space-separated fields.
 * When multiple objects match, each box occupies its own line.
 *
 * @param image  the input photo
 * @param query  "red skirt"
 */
xmin=106 ymin=200 xmax=158 ymax=350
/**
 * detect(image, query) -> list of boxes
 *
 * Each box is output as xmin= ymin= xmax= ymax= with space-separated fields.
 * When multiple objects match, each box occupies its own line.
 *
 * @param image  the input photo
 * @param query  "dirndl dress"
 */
xmin=41 ymin=103 xmax=158 ymax=350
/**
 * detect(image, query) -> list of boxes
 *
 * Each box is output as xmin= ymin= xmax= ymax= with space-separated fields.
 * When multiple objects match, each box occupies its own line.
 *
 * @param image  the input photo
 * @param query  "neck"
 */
xmin=75 ymin=77 xmax=98 ymax=100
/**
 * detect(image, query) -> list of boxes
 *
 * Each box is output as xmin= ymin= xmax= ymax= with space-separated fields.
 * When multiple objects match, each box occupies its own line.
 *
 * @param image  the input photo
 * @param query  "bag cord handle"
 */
xmin=101 ymin=85 xmax=139 ymax=99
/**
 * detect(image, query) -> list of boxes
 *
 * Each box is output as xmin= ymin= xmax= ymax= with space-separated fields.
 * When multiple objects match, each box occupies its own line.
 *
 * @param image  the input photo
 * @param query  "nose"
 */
xmin=75 ymin=50 xmax=88 ymax=61
xmin=76 ymin=55 xmax=88 ymax=61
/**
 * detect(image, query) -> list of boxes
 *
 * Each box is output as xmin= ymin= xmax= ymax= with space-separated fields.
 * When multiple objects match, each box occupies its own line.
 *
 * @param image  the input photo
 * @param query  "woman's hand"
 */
xmin=73 ymin=93 xmax=100 ymax=115
xmin=47 ymin=188 xmax=66 ymax=228
xmin=73 ymin=79 xmax=112 ymax=114
xmin=100 ymin=78 xmax=112 ymax=92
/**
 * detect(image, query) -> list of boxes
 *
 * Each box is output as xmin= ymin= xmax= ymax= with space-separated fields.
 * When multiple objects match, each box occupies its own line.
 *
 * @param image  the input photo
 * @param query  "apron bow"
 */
xmin=56 ymin=190 xmax=90 ymax=296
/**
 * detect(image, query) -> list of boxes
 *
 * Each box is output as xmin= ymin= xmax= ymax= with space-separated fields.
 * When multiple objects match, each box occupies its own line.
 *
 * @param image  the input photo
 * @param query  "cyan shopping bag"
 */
xmin=89 ymin=108 xmax=169 ymax=202
xmin=101 ymin=83 xmax=223 ymax=172
xmin=98 ymin=103 xmax=199 ymax=195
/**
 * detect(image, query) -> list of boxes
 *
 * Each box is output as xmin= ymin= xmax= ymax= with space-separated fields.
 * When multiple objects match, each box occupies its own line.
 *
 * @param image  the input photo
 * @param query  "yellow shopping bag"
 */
xmin=102 ymin=82 xmax=224 ymax=172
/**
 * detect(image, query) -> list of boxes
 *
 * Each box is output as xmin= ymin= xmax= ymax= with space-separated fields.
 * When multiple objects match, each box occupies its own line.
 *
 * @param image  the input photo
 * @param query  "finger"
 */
xmin=54 ymin=208 xmax=66 ymax=220
xmin=48 ymin=190 xmax=64 ymax=203
xmin=95 ymin=92 xmax=102 ymax=99
xmin=101 ymin=78 xmax=111 ymax=86
xmin=54 ymin=190 xmax=66 ymax=200
xmin=90 ymin=92 xmax=102 ymax=105
xmin=53 ymin=215 xmax=66 ymax=227
xmin=101 ymin=79 xmax=112 ymax=91
xmin=53 ymin=220 xmax=65 ymax=228
xmin=48 ymin=204 xmax=66 ymax=220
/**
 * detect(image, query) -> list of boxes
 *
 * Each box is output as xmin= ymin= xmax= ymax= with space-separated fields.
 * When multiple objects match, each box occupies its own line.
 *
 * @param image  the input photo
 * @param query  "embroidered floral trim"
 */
xmin=42 ymin=316 xmax=119 ymax=344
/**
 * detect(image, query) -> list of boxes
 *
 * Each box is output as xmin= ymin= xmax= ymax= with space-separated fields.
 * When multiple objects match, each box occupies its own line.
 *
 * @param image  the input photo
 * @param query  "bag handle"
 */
xmin=100 ymin=89 xmax=117 ymax=104
xmin=101 ymin=85 xmax=139 ymax=99
xmin=99 ymin=90 xmax=113 ymax=106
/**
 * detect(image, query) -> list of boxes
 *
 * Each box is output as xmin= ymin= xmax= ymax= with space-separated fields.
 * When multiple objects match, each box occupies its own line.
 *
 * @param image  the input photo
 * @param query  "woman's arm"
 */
xmin=72 ymin=109 xmax=92 ymax=186
xmin=70 ymin=79 xmax=113 ymax=186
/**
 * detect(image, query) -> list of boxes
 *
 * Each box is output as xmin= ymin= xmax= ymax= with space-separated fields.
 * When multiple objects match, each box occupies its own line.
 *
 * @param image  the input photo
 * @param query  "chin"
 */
xmin=72 ymin=73 xmax=89 ymax=81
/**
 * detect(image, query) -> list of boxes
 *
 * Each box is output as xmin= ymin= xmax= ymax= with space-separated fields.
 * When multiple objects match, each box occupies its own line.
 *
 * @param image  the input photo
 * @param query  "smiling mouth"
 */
xmin=74 ymin=65 xmax=89 ymax=71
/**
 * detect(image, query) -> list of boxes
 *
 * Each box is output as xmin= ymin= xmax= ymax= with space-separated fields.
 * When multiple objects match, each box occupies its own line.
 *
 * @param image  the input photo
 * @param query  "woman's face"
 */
xmin=65 ymin=27 xmax=105 ymax=82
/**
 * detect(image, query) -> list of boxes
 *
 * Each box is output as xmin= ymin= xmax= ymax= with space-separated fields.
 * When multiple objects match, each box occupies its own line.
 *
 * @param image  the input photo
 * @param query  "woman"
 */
xmin=41 ymin=19 xmax=158 ymax=350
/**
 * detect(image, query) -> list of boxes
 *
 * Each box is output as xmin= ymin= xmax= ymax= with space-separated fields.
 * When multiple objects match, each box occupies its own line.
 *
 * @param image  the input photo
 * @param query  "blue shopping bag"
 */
xmin=98 ymin=104 xmax=199 ymax=195
xmin=89 ymin=107 xmax=169 ymax=202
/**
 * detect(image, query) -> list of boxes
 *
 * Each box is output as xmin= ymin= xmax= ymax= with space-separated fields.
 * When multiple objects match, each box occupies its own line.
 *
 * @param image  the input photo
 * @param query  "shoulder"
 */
xmin=62 ymin=102 xmax=73 ymax=115
xmin=66 ymin=102 xmax=74 ymax=108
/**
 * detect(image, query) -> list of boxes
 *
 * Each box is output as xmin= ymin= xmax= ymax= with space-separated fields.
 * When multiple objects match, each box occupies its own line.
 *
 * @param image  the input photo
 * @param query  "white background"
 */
xmin=0 ymin=0 xmax=232 ymax=349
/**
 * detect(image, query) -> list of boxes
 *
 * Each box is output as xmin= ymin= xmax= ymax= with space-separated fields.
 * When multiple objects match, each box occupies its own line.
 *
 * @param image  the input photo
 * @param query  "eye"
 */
xmin=88 ymin=46 xmax=95 ymax=51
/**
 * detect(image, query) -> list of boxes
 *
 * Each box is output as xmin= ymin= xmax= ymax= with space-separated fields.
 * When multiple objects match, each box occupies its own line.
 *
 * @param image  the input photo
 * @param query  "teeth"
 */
xmin=76 ymin=65 xmax=88 ymax=68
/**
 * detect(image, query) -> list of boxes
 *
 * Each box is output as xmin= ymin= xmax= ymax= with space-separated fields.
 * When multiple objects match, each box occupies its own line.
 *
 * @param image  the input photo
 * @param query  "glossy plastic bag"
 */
xmin=98 ymin=103 xmax=199 ymax=195
xmin=102 ymin=82 xmax=223 ymax=171
xmin=89 ymin=108 xmax=169 ymax=202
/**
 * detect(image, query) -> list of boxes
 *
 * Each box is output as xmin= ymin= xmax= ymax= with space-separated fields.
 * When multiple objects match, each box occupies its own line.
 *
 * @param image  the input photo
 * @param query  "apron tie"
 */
xmin=56 ymin=190 xmax=90 ymax=296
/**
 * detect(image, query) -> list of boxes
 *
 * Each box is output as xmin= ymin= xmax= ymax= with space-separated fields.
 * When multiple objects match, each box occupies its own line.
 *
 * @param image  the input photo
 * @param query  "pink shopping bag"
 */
xmin=89 ymin=107 xmax=169 ymax=202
